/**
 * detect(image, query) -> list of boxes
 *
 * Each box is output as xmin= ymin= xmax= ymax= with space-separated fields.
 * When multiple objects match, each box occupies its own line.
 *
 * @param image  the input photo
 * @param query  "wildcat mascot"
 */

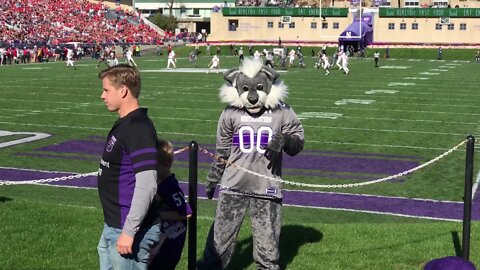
xmin=197 ymin=59 xmax=305 ymax=270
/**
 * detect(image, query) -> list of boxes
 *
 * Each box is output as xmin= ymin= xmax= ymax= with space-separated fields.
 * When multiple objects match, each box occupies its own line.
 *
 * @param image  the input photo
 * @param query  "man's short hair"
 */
xmin=98 ymin=64 xmax=141 ymax=98
xmin=157 ymin=139 xmax=174 ymax=167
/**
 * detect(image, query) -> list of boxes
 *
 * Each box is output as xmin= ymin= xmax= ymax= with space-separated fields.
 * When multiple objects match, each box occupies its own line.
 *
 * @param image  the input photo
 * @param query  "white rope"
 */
xmin=199 ymin=139 xmax=467 ymax=189
xmin=0 ymin=141 xmax=467 ymax=188
xmin=0 ymin=171 xmax=98 ymax=186
xmin=0 ymin=146 xmax=190 ymax=186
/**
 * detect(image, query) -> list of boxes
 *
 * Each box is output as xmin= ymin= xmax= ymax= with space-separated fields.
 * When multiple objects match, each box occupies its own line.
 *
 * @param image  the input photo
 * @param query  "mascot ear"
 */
xmin=223 ymin=69 xmax=241 ymax=85
xmin=261 ymin=66 xmax=279 ymax=83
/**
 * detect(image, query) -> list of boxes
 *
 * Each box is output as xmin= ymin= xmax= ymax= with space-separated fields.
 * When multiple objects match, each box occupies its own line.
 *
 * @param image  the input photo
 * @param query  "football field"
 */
xmin=1 ymin=51 xmax=480 ymax=269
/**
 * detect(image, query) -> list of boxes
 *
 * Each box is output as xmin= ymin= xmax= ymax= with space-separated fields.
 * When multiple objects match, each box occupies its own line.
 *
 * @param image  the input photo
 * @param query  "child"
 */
xmin=149 ymin=140 xmax=192 ymax=270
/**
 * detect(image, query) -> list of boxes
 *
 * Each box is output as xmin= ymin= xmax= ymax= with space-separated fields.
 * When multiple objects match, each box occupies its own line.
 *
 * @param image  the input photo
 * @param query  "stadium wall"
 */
xmin=208 ymin=7 xmax=480 ymax=46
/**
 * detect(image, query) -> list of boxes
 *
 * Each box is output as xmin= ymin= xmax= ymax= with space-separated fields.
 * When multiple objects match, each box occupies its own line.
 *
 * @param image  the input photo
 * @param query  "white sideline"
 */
xmin=472 ymin=169 xmax=480 ymax=200
xmin=285 ymin=204 xmax=462 ymax=222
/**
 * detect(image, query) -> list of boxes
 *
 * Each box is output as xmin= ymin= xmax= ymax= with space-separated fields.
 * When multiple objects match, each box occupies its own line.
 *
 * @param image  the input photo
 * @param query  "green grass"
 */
xmin=0 ymin=52 xmax=480 ymax=269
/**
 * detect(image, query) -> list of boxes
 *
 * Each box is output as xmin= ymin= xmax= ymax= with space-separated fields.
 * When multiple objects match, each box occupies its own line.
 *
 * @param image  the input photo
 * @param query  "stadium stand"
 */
xmin=0 ymin=0 xmax=164 ymax=47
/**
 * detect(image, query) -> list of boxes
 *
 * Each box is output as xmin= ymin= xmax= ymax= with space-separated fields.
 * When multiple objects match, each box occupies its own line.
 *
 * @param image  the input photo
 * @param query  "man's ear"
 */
xmin=120 ymin=85 xmax=128 ymax=98
xmin=223 ymin=69 xmax=241 ymax=85
xmin=261 ymin=66 xmax=279 ymax=83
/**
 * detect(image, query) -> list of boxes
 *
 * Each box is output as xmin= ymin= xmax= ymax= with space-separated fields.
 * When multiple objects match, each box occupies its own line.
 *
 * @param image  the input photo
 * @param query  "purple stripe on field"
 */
xmin=301 ymin=149 xmax=423 ymax=160
xmin=16 ymin=153 xmax=99 ymax=162
xmin=177 ymin=182 xmax=473 ymax=221
xmin=178 ymin=142 xmax=423 ymax=160
xmin=129 ymin=148 xmax=157 ymax=158
xmin=132 ymin=160 xmax=157 ymax=169
xmin=281 ymin=154 xmax=418 ymax=175
xmin=2 ymin=167 xmax=479 ymax=221
xmin=33 ymin=139 xmax=420 ymax=177
xmin=37 ymin=140 xmax=104 ymax=155
xmin=172 ymin=162 xmax=383 ymax=181
xmin=0 ymin=167 xmax=98 ymax=188
xmin=14 ymin=152 xmax=389 ymax=181
xmin=282 ymin=190 xmax=466 ymax=220
xmin=473 ymin=194 xmax=480 ymax=220
xmin=173 ymin=150 xmax=418 ymax=175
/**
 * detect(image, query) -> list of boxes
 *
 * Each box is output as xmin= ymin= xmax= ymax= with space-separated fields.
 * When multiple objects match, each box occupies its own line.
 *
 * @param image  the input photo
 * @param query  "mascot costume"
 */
xmin=197 ymin=59 xmax=305 ymax=270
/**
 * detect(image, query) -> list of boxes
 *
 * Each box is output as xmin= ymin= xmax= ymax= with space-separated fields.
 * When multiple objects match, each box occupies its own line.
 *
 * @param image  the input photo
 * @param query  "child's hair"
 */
xmin=157 ymin=139 xmax=174 ymax=168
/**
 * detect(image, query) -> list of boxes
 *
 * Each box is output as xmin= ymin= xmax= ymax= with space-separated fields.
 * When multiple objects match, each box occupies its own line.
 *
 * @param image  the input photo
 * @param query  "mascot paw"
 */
xmin=205 ymin=181 xmax=217 ymax=199
xmin=264 ymin=134 xmax=285 ymax=176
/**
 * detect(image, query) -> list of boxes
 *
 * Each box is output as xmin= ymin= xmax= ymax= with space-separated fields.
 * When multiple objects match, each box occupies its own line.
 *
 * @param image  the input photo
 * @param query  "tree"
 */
xmin=149 ymin=14 xmax=178 ymax=31
xmin=167 ymin=0 xmax=175 ymax=16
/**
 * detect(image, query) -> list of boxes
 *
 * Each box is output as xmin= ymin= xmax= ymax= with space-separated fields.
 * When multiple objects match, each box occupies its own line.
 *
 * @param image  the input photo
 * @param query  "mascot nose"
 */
xmin=248 ymin=96 xmax=258 ymax=104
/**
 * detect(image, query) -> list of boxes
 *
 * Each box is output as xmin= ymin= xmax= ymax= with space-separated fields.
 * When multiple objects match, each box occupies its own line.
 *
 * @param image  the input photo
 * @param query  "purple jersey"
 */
xmin=157 ymin=173 xmax=192 ymax=218
xmin=149 ymin=174 xmax=191 ymax=270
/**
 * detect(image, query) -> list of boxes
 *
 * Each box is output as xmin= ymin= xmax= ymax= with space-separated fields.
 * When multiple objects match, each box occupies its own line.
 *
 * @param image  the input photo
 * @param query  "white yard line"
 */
xmin=0 ymin=97 xmax=478 ymax=116
xmin=283 ymin=188 xmax=462 ymax=204
xmin=303 ymin=125 xmax=465 ymax=136
xmin=341 ymin=116 xmax=476 ymax=126
xmin=285 ymin=204 xmax=462 ymax=222
xmin=472 ymin=169 xmax=480 ymax=200
xmin=305 ymin=105 xmax=480 ymax=116
xmin=310 ymin=140 xmax=460 ymax=151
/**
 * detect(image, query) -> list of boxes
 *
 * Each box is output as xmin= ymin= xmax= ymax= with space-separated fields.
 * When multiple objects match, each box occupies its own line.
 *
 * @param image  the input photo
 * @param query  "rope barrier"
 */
xmin=0 ymin=141 xmax=466 ymax=188
xmin=0 ymin=146 xmax=191 ymax=186
xmin=199 ymin=139 xmax=467 ymax=189
xmin=0 ymin=171 xmax=98 ymax=186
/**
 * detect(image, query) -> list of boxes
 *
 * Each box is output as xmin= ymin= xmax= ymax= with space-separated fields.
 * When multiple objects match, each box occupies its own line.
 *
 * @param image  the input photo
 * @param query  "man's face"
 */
xmin=101 ymin=77 xmax=124 ymax=113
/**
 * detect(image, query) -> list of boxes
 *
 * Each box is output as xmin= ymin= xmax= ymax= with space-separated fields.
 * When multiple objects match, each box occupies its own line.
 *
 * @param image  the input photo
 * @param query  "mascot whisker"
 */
xmin=197 ymin=58 xmax=305 ymax=270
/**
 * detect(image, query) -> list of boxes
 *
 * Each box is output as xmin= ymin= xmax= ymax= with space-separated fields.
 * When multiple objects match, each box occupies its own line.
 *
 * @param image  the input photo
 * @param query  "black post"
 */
xmin=188 ymin=141 xmax=198 ymax=270
xmin=462 ymin=135 xmax=475 ymax=260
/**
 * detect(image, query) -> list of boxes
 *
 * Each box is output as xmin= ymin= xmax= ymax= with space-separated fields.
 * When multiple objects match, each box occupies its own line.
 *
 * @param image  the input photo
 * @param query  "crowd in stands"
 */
xmin=0 ymin=0 xmax=164 ymax=47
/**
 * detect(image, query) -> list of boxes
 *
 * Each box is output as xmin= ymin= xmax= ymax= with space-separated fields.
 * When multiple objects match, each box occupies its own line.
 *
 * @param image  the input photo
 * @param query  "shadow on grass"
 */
xmin=228 ymin=224 xmax=323 ymax=270
xmin=0 ymin=197 xmax=12 ymax=203
xmin=451 ymin=231 xmax=462 ymax=257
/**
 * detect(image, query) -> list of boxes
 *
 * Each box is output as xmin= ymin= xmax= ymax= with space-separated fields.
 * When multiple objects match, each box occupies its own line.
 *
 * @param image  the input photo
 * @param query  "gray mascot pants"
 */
xmin=198 ymin=192 xmax=282 ymax=270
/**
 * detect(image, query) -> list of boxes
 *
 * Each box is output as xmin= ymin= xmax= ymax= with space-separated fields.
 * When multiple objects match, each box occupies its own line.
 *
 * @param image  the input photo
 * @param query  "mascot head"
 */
xmin=219 ymin=58 xmax=288 ymax=113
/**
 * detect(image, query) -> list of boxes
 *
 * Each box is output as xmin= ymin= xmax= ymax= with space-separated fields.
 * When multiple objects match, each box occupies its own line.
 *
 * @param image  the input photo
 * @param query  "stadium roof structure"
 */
xmin=338 ymin=21 xmax=373 ymax=48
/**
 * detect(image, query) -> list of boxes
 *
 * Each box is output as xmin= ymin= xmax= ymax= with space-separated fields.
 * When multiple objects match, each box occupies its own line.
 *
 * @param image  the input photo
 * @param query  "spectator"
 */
xmin=97 ymin=64 xmax=162 ymax=270
xmin=0 ymin=0 xmax=164 ymax=46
